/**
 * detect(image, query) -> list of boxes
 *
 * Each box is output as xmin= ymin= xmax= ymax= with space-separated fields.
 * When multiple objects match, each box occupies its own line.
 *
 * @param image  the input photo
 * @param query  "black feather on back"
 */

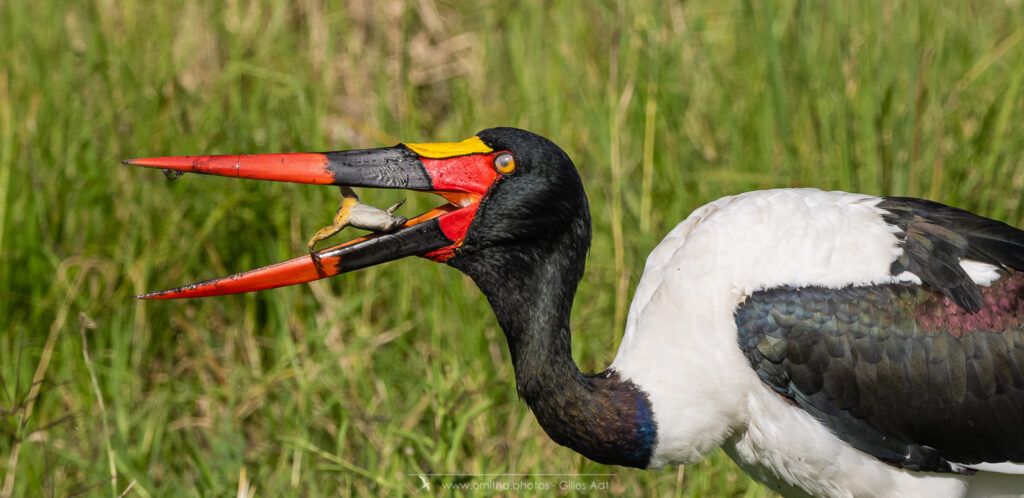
xmin=878 ymin=197 xmax=1024 ymax=312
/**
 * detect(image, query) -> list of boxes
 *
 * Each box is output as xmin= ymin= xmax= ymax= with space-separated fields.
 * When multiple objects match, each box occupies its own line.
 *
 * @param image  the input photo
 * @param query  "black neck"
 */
xmin=449 ymin=240 xmax=656 ymax=468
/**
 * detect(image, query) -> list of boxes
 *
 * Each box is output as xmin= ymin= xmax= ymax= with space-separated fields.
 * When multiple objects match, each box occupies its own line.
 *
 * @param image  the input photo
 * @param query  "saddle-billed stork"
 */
xmin=127 ymin=128 xmax=1024 ymax=497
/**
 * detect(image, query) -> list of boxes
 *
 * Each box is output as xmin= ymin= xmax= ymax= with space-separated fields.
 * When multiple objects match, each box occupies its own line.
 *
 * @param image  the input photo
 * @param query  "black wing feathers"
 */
xmin=737 ymin=197 xmax=1024 ymax=473
xmin=737 ymin=283 xmax=1024 ymax=473
xmin=879 ymin=197 xmax=1024 ymax=312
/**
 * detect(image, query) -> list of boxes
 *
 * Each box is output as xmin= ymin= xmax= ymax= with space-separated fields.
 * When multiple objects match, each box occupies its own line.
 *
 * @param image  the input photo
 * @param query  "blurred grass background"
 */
xmin=3 ymin=0 xmax=1024 ymax=496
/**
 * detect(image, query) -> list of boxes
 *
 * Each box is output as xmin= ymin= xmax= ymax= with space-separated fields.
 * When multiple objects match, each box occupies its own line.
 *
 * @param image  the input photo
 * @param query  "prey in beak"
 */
xmin=305 ymin=186 xmax=406 ymax=273
xmin=126 ymin=136 xmax=506 ymax=299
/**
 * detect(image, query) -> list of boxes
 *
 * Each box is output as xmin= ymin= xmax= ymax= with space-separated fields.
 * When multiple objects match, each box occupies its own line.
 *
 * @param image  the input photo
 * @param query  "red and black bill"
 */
xmin=126 ymin=137 xmax=503 ymax=299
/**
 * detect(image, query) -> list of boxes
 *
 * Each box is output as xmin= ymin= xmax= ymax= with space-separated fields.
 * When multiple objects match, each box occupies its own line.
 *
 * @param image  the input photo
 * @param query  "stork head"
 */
xmin=127 ymin=127 xmax=591 ymax=299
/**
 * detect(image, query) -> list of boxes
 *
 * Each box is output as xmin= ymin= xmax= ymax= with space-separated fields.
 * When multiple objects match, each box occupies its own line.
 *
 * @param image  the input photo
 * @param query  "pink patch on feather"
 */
xmin=915 ymin=271 xmax=1024 ymax=338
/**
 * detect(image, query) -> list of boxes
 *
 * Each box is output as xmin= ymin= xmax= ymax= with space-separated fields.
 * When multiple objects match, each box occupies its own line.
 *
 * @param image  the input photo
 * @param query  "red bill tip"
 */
xmin=135 ymin=251 xmax=344 ymax=299
xmin=123 ymin=153 xmax=337 ymax=185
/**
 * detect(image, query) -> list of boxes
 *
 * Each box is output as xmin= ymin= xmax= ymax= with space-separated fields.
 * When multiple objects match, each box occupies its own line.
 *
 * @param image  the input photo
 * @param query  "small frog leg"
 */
xmin=308 ymin=187 xmax=361 ymax=272
xmin=308 ymin=187 xmax=361 ymax=254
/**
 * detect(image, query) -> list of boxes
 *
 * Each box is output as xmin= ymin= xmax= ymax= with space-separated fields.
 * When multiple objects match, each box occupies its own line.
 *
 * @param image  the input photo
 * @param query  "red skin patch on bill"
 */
xmin=422 ymin=204 xmax=480 ymax=262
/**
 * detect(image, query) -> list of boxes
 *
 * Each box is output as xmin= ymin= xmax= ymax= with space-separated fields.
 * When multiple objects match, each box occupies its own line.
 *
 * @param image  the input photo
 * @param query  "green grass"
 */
xmin=3 ymin=0 xmax=1024 ymax=496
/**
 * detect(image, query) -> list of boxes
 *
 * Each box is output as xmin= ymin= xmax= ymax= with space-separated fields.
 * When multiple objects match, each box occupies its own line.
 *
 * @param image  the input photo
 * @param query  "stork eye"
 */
xmin=493 ymin=153 xmax=517 ymax=175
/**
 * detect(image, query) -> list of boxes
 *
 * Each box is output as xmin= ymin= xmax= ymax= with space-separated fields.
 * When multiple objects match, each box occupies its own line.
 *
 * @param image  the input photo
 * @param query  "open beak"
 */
xmin=126 ymin=136 xmax=500 ymax=299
